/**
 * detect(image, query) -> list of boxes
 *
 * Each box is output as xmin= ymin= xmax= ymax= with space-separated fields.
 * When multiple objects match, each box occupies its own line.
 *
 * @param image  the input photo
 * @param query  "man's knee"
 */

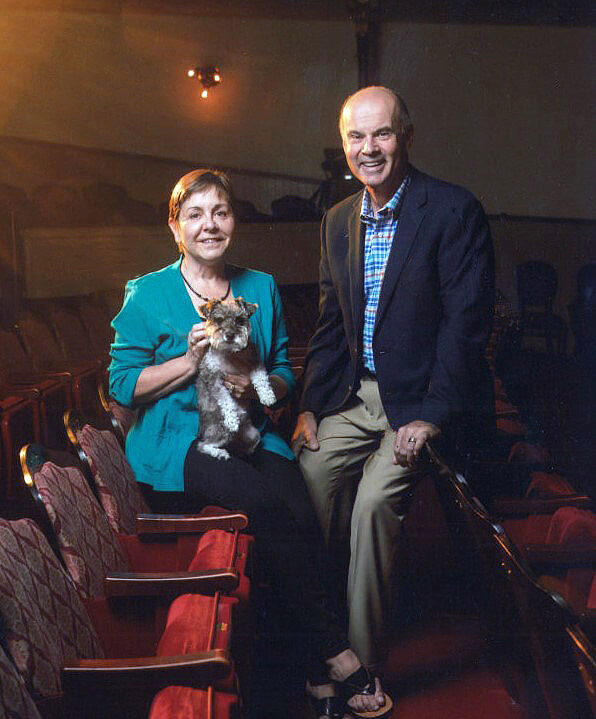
xmin=352 ymin=483 xmax=397 ymax=529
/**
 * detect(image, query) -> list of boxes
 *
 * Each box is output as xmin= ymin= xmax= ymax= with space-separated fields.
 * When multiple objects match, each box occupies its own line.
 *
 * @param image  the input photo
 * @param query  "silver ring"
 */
xmin=407 ymin=437 xmax=416 ymax=444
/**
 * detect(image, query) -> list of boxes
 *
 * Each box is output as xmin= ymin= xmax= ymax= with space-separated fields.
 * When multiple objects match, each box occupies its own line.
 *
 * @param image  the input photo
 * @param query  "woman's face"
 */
xmin=169 ymin=186 xmax=235 ymax=266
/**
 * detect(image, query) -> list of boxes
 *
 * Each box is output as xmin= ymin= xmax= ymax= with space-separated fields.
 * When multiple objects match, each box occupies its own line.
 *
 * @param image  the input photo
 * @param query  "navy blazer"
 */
xmin=300 ymin=166 xmax=496 ymax=444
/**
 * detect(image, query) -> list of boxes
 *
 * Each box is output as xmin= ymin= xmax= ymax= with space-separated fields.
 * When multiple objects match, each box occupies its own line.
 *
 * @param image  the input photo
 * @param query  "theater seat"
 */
xmin=149 ymin=686 xmax=239 ymax=719
xmin=520 ymin=507 xmax=596 ymax=625
xmin=0 ymin=324 xmax=72 ymax=449
xmin=20 ymin=444 xmax=245 ymax=602
xmin=15 ymin=309 xmax=103 ymax=417
xmin=0 ymin=641 xmax=42 ymax=719
xmin=98 ymin=378 xmax=137 ymax=440
xmin=0 ymin=517 xmax=234 ymax=719
xmin=63 ymin=412 xmax=252 ymax=604
xmin=0 ymin=392 xmax=40 ymax=502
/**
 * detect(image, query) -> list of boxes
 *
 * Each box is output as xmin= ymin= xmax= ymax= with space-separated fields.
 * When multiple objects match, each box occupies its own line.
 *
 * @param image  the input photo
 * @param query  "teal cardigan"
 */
xmin=109 ymin=258 xmax=296 ymax=492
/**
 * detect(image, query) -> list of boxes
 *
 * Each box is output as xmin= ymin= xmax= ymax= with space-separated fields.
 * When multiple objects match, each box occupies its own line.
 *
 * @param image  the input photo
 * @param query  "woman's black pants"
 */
xmin=183 ymin=442 xmax=349 ymax=680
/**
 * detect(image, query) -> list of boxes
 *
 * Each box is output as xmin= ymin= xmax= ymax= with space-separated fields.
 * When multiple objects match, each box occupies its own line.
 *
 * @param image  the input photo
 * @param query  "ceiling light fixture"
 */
xmin=187 ymin=65 xmax=221 ymax=99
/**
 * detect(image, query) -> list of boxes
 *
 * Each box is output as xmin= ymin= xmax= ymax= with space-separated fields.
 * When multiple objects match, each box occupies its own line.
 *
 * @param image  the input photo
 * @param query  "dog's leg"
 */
xmin=218 ymin=384 xmax=242 ymax=432
xmin=238 ymin=419 xmax=261 ymax=455
xmin=196 ymin=442 xmax=230 ymax=460
xmin=250 ymin=367 xmax=276 ymax=406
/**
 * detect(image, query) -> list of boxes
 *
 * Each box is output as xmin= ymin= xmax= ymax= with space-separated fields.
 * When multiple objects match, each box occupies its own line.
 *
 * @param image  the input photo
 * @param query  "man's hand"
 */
xmin=393 ymin=420 xmax=440 ymax=467
xmin=291 ymin=411 xmax=320 ymax=457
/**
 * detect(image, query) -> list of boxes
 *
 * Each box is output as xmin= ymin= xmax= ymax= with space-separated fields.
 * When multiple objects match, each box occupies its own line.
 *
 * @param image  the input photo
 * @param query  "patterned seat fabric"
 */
xmin=77 ymin=424 xmax=148 ymax=534
xmin=149 ymin=686 xmax=239 ymax=719
xmin=33 ymin=462 xmax=130 ymax=598
xmin=0 ymin=642 xmax=42 ymax=719
xmin=0 ymin=518 xmax=103 ymax=700
xmin=108 ymin=400 xmax=137 ymax=439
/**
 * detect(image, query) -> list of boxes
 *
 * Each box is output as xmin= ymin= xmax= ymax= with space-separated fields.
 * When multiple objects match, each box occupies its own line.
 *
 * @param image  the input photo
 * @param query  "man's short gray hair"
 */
xmin=339 ymin=86 xmax=413 ymax=138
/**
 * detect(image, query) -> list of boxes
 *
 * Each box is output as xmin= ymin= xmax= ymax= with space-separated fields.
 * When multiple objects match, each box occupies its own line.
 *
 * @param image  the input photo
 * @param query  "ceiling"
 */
xmin=5 ymin=0 xmax=595 ymax=25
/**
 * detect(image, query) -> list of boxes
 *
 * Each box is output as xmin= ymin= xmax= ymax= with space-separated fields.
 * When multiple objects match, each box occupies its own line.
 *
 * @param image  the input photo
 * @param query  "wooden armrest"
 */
xmin=104 ymin=569 xmax=239 ymax=597
xmin=61 ymin=649 xmax=231 ymax=690
xmin=492 ymin=495 xmax=592 ymax=517
xmin=136 ymin=511 xmax=248 ymax=535
xmin=0 ymin=384 xmax=39 ymax=399
xmin=525 ymin=544 xmax=596 ymax=567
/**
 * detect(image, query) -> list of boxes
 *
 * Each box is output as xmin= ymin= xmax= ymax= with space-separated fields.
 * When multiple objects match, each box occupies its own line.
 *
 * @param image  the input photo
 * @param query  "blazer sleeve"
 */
xmin=109 ymin=282 xmax=157 ymax=408
xmin=300 ymin=212 xmax=351 ymax=416
xmin=419 ymin=194 xmax=495 ymax=429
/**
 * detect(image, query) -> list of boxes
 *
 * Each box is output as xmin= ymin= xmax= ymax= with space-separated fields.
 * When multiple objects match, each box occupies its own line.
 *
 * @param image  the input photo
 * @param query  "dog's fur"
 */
xmin=194 ymin=297 xmax=276 ymax=460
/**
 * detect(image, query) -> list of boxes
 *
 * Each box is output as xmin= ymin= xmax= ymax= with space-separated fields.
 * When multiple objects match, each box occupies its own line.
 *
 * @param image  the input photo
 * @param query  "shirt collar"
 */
xmin=360 ymin=171 xmax=411 ymax=222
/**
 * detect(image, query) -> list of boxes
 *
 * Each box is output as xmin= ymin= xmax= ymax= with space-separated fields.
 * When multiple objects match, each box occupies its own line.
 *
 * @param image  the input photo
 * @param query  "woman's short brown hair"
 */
xmin=168 ymin=169 xmax=234 ymax=223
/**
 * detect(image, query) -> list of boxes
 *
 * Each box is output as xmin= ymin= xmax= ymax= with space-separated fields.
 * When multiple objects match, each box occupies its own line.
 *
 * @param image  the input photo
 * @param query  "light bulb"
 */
xmin=201 ymin=88 xmax=208 ymax=99
xmin=214 ymin=73 xmax=221 ymax=82
xmin=187 ymin=69 xmax=195 ymax=77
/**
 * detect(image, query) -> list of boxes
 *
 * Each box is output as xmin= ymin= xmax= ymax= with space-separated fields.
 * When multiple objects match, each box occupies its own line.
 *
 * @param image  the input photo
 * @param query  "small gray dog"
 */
xmin=194 ymin=297 xmax=276 ymax=460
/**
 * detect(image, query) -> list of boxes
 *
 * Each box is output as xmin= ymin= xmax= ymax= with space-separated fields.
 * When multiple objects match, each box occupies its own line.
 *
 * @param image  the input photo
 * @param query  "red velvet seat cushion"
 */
xmin=525 ymin=471 xmax=576 ymax=498
xmin=156 ymin=594 xmax=235 ymax=658
xmin=149 ymin=686 xmax=238 ymax=719
xmin=501 ymin=514 xmax=553 ymax=547
xmin=546 ymin=507 xmax=596 ymax=546
xmin=496 ymin=417 xmax=528 ymax=436
xmin=186 ymin=530 xmax=252 ymax=604
xmin=508 ymin=441 xmax=552 ymax=464
xmin=155 ymin=593 xmax=236 ymax=691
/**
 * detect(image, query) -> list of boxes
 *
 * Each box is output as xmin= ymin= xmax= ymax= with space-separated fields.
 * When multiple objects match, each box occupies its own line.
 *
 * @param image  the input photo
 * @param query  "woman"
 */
xmin=109 ymin=169 xmax=391 ymax=719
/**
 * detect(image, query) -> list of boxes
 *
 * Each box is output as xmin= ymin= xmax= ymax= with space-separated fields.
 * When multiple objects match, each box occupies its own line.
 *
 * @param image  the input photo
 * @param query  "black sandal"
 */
xmin=336 ymin=666 xmax=393 ymax=719
xmin=309 ymin=694 xmax=347 ymax=718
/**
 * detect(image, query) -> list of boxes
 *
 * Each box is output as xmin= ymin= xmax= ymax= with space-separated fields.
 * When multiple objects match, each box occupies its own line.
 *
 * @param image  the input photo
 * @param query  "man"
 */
xmin=292 ymin=86 xmax=495 ymax=678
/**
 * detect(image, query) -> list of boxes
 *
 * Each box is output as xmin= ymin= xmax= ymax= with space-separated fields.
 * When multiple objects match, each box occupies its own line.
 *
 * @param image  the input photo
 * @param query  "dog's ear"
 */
xmin=198 ymin=300 xmax=216 ymax=319
xmin=235 ymin=297 xmax=258 ymax=317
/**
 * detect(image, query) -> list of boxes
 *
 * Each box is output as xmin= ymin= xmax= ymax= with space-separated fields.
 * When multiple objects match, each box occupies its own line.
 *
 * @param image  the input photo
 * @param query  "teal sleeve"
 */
xmin=109 ymin=283 xmax=155 ymax=408
xmin=267 ymin=279 xmax=296 ymax=395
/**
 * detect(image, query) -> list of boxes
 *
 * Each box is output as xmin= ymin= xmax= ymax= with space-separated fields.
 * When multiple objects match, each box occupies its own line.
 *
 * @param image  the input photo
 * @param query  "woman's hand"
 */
xmin=223 ymin=372 xmax=258 ymax=401
xmin=186 ymin=322 xmax=210 ymax=368
xmin=223 ymin=372 xmax=287 ymax=405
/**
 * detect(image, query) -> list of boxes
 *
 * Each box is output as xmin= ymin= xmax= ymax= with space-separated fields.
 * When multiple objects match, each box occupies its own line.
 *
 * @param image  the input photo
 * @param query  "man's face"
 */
xmin=341 ymin=89 xmax=411 ymax=200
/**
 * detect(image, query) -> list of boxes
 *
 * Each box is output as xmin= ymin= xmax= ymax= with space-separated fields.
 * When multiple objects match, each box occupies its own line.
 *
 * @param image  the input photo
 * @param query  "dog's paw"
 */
xmin=259 ymin=386 xmax=277 ymax=406
xmin=251 ymin=369 xmax=277 ymax=406
xmin=197 ymin=443 xmax=230 ymax=460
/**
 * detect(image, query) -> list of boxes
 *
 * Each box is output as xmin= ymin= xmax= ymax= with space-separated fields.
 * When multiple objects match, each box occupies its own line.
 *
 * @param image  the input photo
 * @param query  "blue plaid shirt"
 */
xmin=361 ymin=173 xmax=410 ymax=373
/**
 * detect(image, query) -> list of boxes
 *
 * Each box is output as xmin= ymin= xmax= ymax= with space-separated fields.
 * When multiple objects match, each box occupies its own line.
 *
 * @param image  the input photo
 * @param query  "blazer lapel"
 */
xmin=348 ymin=191 xmax=365 ymax=329
xmin=374 ymin=168 xmax=427 ymax=334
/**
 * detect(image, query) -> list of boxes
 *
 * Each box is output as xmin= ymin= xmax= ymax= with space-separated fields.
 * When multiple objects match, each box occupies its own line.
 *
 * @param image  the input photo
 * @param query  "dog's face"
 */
xmin=199 ymin=297 xmax=257 ymax=351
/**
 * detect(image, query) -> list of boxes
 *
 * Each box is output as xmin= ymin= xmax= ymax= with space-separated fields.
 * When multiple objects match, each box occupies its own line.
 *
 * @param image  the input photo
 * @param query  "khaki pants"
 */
xmin=299 ymin=377 xmax=420 ymax=669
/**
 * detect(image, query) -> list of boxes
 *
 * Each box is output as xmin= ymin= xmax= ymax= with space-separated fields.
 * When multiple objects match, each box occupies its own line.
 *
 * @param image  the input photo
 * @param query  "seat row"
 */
xmin=428 ymin=443 xmax=596 ymax=719
xmin=0 ymin=407 xmax=254 ymax=718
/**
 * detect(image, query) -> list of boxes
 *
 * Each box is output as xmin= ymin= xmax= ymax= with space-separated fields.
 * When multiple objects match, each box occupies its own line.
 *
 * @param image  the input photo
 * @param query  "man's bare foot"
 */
xmin=326 ymin=649 xmax=387 ymax=715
